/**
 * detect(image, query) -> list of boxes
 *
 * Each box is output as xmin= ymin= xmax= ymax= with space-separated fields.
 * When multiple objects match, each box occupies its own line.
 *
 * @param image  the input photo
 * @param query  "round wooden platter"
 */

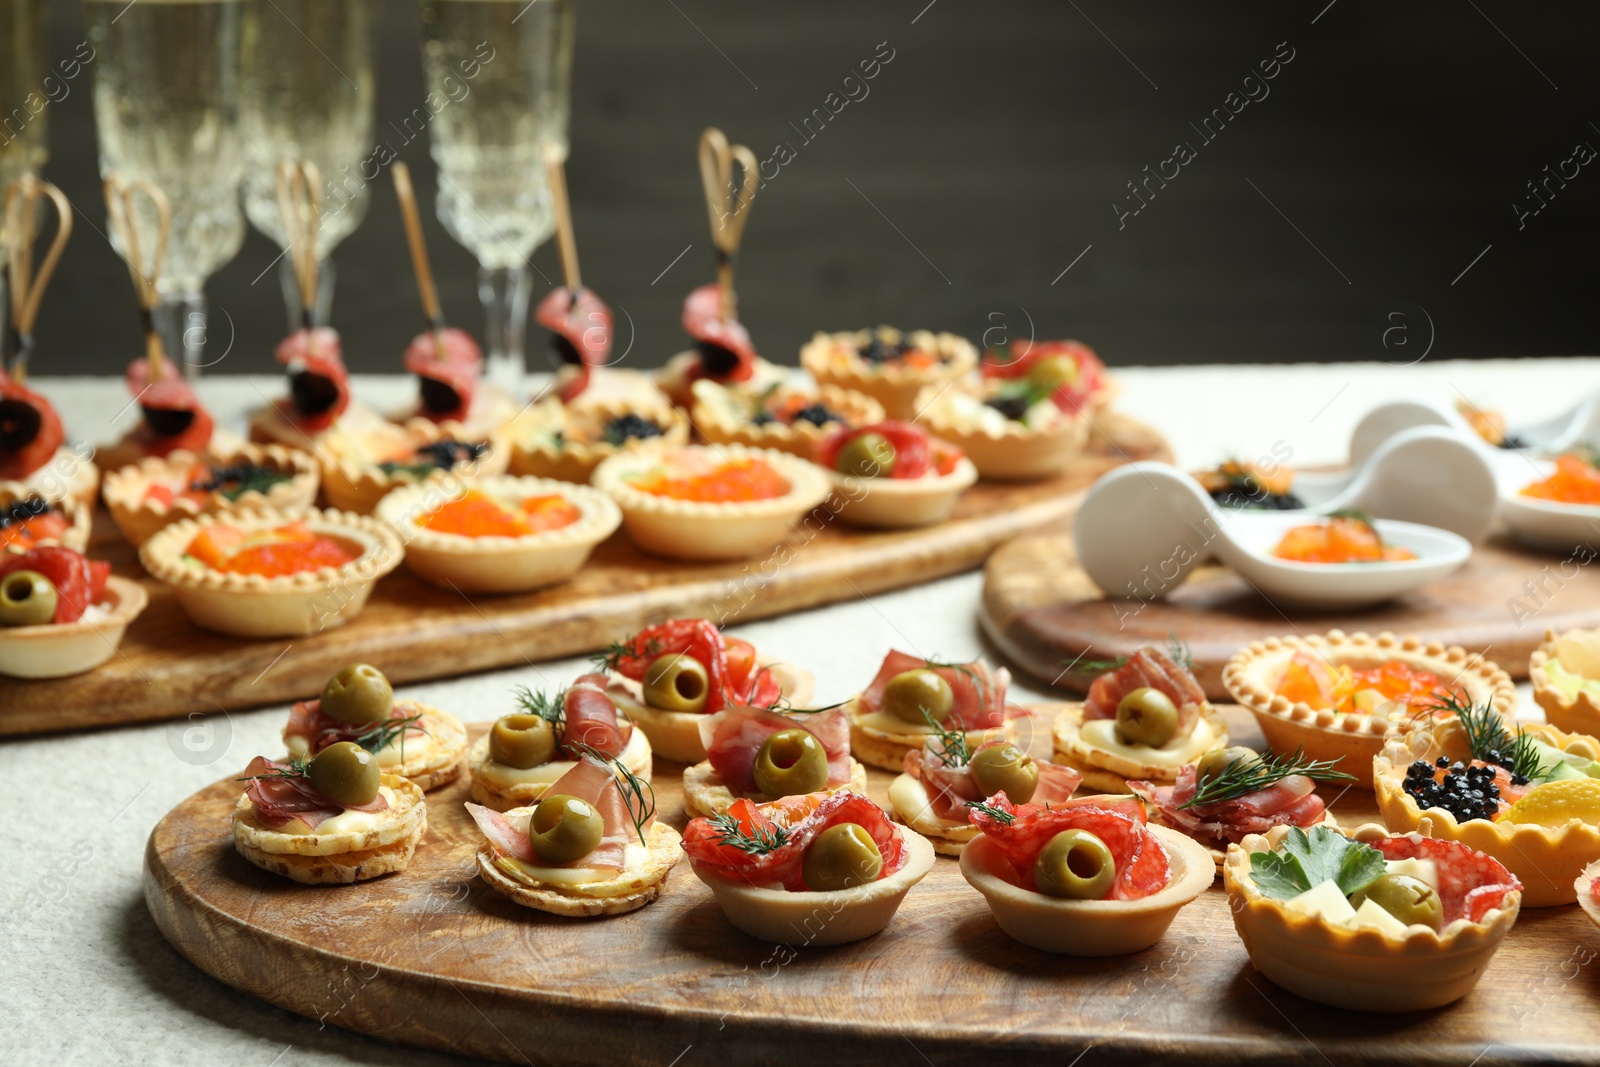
xmin=145 ymin=718 xmax=1599 ymax=1067
xmin=981 ymin=514 xmax=1597 ymax=700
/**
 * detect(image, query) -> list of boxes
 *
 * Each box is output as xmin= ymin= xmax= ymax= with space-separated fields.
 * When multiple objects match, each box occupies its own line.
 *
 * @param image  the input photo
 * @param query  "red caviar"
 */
xmin=1521 ymin=453 xmax=1600 ymax=505
xmin=630 ymin=457 xmax=790 ymax=503
xmin=1273 ymin=516 xmax=1415 ymax=563
xmin=186 ymin=521 xmax=358 ymax=578
xmin=419 ymin=490 xmax=581 ymax=537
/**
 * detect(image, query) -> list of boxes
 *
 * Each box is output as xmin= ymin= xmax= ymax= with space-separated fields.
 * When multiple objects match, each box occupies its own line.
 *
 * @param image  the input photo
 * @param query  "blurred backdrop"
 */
xmin=18 ymin=0 xmax=1600 ymax=375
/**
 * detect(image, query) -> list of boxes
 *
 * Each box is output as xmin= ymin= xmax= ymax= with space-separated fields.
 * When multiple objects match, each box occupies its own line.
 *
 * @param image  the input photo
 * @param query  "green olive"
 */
xmin=0 ymin=569 xmax=57 ymax=627
xmin=321 ymin=663 xmax=394 ymax=724
xmin=834 ymin=432 xmax=896 ymax=479
xmin=752 ymin=729 xmax=829 ymax=798
xmin=801 ymin=822 xmax=883 ymax=891
xmin=969 ymin=743 xmax=1039 ymax=803
xmin=881 ymin=668 xmax=955 ymax=725
xmin=1029 ymin=355 xmax=1080 ymax=392
xmin=1114 ymin=686 xmax=1180 ymax=748
xmin=1350 ymin=873 xmax=1443 ymax=930
xmin=1034 ymin=829 xmax=1117 ymax=900
xmin=306 ymin=741 xmax=382 ymax=807
xmin=642 ymin=654 xmax=710 ymax=713
xmin=489 ymin=713 xmax=557 ymax=769
xmin=527 ymin=793 xmax=604 ymax=864
xmin=1194 ymin=746 xmax=1263 ymax=787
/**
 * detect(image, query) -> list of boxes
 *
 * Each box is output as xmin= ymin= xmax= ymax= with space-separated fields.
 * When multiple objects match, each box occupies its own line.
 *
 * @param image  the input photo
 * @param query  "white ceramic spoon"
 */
xmin=1074 ymin=462 xmax=1472 ymax=611
xmin=1495 ymin=452 xmax=1600 ymax=551
xmin=1332 ymin=391 xmax=1600 ymax=468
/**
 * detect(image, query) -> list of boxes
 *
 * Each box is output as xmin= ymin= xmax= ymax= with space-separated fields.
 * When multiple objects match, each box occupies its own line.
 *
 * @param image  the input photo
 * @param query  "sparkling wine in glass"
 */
xmin=0 ymin=0 xmax=47 ymax=354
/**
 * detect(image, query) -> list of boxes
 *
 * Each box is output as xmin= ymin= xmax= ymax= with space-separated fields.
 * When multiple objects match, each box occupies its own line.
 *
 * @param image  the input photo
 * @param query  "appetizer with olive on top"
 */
xmin=815 ymin=421 xmax=977 ymax=529
xmin=846 ymin=650 xmax=1036 ymax=772
xmin=0 ymin=544 xmax=146 ymax=679
xmin=682 ymin=702 xmax=866 ymax=818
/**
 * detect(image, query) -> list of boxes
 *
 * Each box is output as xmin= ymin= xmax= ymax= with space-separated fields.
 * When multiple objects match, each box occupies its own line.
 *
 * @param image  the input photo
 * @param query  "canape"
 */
xmin=0 ymin=370 xmax=98 ymax=508
xmin=282 ymin=664 xmax=468 ymax=792
xmin=847 ymin=650 xmax=1035 ymax=772
xmin=1223 ymin=630 xmax=1515 ymax=788
xmin=891 ymin=728 xmax=1081 ymax=856
xmin=1578 ymin=858 xmax=1600 ymax=930
xmin=594 ymin=618 xmax=815 ymax=763
xmin=982 ymin=339 xmax=1114 ymax=413
xmin=960 ymin=792 xmax=1213 ymax=955
xmin=683 ymin=702 xmax=866 ymax=818
xmin=508 ymin=394 xmax=689 ymax=485
xmin=1054 ymin=643 xmax=1229 ymax=792
xmin=468 ymin=678 xmax=652 ymax=811
xmin=394 ymin=326 xmax=517 ymax=441
xmin=683 ymin=790 xmax=936 ymax=945
xmin=316 ymin=415 xmax=508 ymax=516
xmin=233 ymin=746 xmax=428 ymax=885
xmin=101 ymin=444 xmax=318 ymax=548
xmin=801 ymin=327 xmax=977 ymax=421
xmin=247 ymin=326 xmax=380 ymax=449
xmin=1223 ymin=823 xmax=1521 ymax=1012
xmin=1531 ymin=626 xmax=1600 ymax=737
xmin=1372 ymin=703 xmax=1600 ymax=906
xmin=657 ymin=283 xmax=787 ymax=410
xmin=0 ymin=545 xmax=146 ymax=679
xmin=814 ymin=421 xmax=977 ymax=529
xmin=690 ymin=378 xmax=885 ymax=459
xmin=468 ymin=750 xmax=681 ymax=917
xmin=592 ymin=444 xmax=830 ymax=561
xmin=375 ymin=475 xmax=619 ymax=594
xmin=96 ymin=357 xmax=245 ymax=472
xmin=1 ymin=483 xmax=90 ymax=553
xmin=534 ymin=283 xmax=665 ymax=408
xmin=139 ymin=506 xmax=402 ymax=637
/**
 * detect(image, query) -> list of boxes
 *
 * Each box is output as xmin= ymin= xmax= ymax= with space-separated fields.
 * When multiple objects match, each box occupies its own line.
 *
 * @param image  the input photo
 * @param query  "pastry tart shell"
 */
xmin=246 ymin=398 xmax=385 ymax=451
xmin=231 ymin=773 xmax=427 ymax=885
xmin=847 ymin=699 xmax=1009 ymax=773
xmin=0 ymin=574 xmax=148 ymax=679
xmin=887 ymin=772 xmax=981 ymax=856
xmin=466 ymin=728 xmax=654 ymax=812
xmin=960 ymin=824 xmax=1213 ymax=955
xmin=607 ymin=660 xmax=815 ymax=764
xmin=592 ymin=444 xmax=832 ymax=562
xmin=1052 ymin=701 xmax=1229 ymax=793
xmin=139 ymin=506 xmax=403 ymax=638
xmin=692 ymin=822 xmax=936 ymax=945
xmin=1372 ymin=720 xmax=1600 ymax=906
xmin=319 ymin=418 xmax=510 ymax=516
xmin=388 ymin=383 xmax=519 ymax=443
xmin=476 ymin=820 xmax=682 ymax=917
xmin=1 ymin=478 xmax=91 ymax=553
xmin=1223 ymin=823 xmax=1521 ymax=1011
xmin=1577 ymin=858 xmax=1600 ymax=931
xmin=375 ymin=475 xmax=620 ymax=594
xmin=23 ymin=445 xmax=99 ymax=509
xmin=914 ymin=385 xmax=1092 ymax=481
xmin=1222 ymin=630 xmax=1516 ymax=788
xmin=801 ymin=330 xmax=977 ymax=421
xmin=101 ymin=444 xmax=319 ymax=547
xmin=508 ymin=396 xmax=690 ymax=485
xmin=681 ymin=757 xmax=869 ymax=819
xmin=1530 ymin=627 xmax=1600 ymax=737
xmin=655 ymin=352 xmax=788 ymax=411
xmin=691 ymin=380 xmax=886 ymax=459
xmin=827 ymin=458 xmax=977 ymax=529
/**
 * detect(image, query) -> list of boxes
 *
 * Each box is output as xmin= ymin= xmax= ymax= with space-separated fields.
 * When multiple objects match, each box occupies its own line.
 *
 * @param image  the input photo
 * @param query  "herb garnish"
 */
xmin=1064 ymin=634 xmax=1193 ymax=676
xmin=1180 ymin=747 xmax=1353 ymax=809
xmin=349 ymin=711 xmax=428 ymax=761
xmin=567 ymin=741 xmax=656 ymax=845
xmin=1247 ymin=825 xmax=1386 ymax=901
xmin=963 ymin=798 xmax=1016 ymax=824
xmin=238 ymin=756 xmax=311 ymax=783
xmin=591 ymin=636 xmax=662 ymax=674
xmin=922 ymin=706 xmax=970 ymax=767
xmin=1425 ymin=691 xmax=1541 ymax=782
xmin=512 ymin=685 xmax=566 ymax=736
xmin=705 ymin=810 xmax=792 ymax=855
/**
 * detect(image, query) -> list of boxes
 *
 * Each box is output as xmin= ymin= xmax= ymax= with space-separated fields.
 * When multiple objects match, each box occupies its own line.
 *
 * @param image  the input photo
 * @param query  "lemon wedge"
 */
xmin=1500 ymin=778 xmax=1600 ymax=827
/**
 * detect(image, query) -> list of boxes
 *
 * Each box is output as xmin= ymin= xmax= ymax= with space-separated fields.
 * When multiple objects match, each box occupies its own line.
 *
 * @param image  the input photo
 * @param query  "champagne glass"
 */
xmin=0 ymin=0 xmax=47 ymax=357
xmin=86 ymin=0 xmax=245 ymax=377
xmin=419 ymin=0 xmax=575 ymax=392
xmin=241 ymin=0 xmax=378 ymax=330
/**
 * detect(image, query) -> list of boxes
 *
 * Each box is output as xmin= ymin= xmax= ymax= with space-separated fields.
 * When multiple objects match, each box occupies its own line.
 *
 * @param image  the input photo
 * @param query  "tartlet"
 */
xmin=139 ymin=506 xmax=402 ymax=637
xmin=316 ymin=415 xmax=508 ymax=516
xmin=801 ymin=327 xmax=977 ymax=420
xmin=1223 ymin=823 xmax=1521 ymax=1012
xmin=1530 ymin=626 xmax=1600 ymax=737
xmin=101 ymin=444 xmax=319 ymax=547
xmin=375 ymin=476 xmax=620 ymax=594
xmin=682 ymin=704 xmax=866 ymax=818
xmin=1 ymin=482 xmax=91 ymax=553
xmin=507 ymin=393 xmax=690 ymax=485
xmin=1222 ymin=630 xmax=1516 ymax=788
xmin=816 ymin=421 xmax=977 ymax=529
xmin=914 ymin=381 xmax=1092 ymax=482
xmin=846 ymin=651 xmax=1028 ymax=772
xmin=690 ymin=379 xmax=886 ymax=459
xmin=1578 ymin=858 xmax=1600 ymax=931
xmin=0 ymin=560 xmax=146 ymax=679
xmin=591 ymin=444 xmax=830 ymax=561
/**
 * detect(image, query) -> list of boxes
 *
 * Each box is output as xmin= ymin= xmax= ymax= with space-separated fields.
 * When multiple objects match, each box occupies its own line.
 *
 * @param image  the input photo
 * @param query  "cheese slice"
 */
xmin=888 ymin=772 xmax=939 ymax=824
xmin=1078 ymin=715 xmax=1219 ymax=768
xmin=1383 ymin=857 xmax=1439 ymax=892
xmin=477 ymin=729 xmax=649 ymax=788
xmin=1352 ymin=897 xmax=1410 ymax=937
xmin=282 ymin=786 xmax=398 ymax=836
xmin=500 ymin=842 xmax=651 ymax=886
xmin=372 ymin=728 xmax=432 ymax=768
xmin=1286 ymin=879 xmax=1357 ymax=924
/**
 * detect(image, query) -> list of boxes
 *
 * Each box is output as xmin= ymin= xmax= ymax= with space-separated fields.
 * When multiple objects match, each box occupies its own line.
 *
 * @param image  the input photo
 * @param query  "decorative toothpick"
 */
xmin=696 ymin=127 xmax=758 ymax=323
xmin=274 ymin=160 xmax=324 ymax=335
xmin=3 ymin=176 xmax=72 ymax=381
xmin=103 ymin=175 xmax=173 ymax=379
xmin=390 ymin=161 xmax=447 ymax=360
xmin=544 ymin=143 xmax=582 ymax=296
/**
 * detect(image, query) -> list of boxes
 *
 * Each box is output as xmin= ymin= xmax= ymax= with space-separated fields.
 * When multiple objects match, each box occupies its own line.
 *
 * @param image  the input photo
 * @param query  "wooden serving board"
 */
xmin=3 ymin=414 xmax=1166 ymax=737
xmin=144 ymin=712 xmax=1600 ymax=1067
xmin=981 ymin=516 xmax=1599 ymax=700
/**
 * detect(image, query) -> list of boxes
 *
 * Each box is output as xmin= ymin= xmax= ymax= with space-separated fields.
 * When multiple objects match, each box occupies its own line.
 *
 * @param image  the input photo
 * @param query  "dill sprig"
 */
xmin=1326 ymin=508 xmax=1382 ymax=541
xmin=1061 ymin=634 xmax=1193 ymax=675
xmin=762 ymin=694 xmax=849 ymax=716
xmin=567 ymin=741 xmax=656 ymax=845
xmin=1180 ymin=747 xmax=1354 ymax=808
xmin=349 ymin=711 xmax=428 ymax=758
xmin=590 ymin=636 xmax=662 ymax=674
xmin=923 ymin=655 xmax=988 ymax=700
xmin=238 ymin=756 xmax=310 ymax=783
xmin=705 ymin=811 xmax=792 ymax=855
xmin=964 ymin=798 xmax=1016 ymax=824
xmin=512 ymin=685 xmax=566 ymax=735
xmin=1426 ymin=691 xmax=1542 ymax=781
xmin=922 ymin=706 xmax=970 ymax=767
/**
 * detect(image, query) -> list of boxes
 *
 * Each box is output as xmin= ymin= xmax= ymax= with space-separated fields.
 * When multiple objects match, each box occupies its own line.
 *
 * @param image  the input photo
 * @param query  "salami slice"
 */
xmin=274 ymin=327 xmax=350 ymax=432
xmin=0 ymin=546 xmax=109 ymax=623
xmin=815 ymin=421 xmax=935 ymax=480
xmin=682 ymin=790 xmax=906 ymax=891
xmin=607 ymin=619 xmax=777 ymax=713
xmin=680 ymin=283 xmax=757 ymax=383
xmin=983 ymin=339 xmax=1104 ymax=415
xmin=1372 ymin=834 xmax=1520 ymax=924
xmin=969 ymin=793 xmax=1170 ymax=900
xmin=0 ymin=371 xmax=65 ymax=480
xmin=534 ymin=286 xmax=614 ymax=402
xmin=403 ymin=327 xmax=482 ymax=423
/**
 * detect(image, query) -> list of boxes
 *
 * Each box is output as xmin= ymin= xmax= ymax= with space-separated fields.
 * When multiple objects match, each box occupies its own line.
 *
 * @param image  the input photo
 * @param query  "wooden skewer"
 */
xmin=697 ymin=127 xmax=759 ymax=324
xmin=543 ymin=143 xmax=582 ymax=296
xmin=391 ymin=162 xmax=445 ymax=340
xmin=4 ymin=176 xmax=73 ymax=384
xmin=274 ymin=160 xmax=324 ymax=334
xmin=103 ymin=174 xmax=173 ymax=379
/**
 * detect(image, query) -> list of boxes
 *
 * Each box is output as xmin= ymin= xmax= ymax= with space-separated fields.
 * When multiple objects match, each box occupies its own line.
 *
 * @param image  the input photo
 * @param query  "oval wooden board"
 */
xmin=4 ymin=413 xmax=1167 ymax=736
xmin=145 ymin=716 xmax=1599 ymax=1067
xmin=981 ymin=516 xmax=1592 ymax=700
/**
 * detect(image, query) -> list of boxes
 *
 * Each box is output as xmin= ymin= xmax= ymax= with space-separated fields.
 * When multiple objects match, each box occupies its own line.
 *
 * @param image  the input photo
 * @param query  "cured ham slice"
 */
xmin=535 ymin=287 xmax=614 ymax=402
xmin=561 ymin=675 xmax=633 ymax=758
xmin=0 ymin=546 xmax=110 ymax=624
xmin=1129 ymin=766 xmax=1326 ymax=846
xmin=699 ymin=706 xmax=852 ymax=795
xmin=904 ymin=737 xmax=1081 ymax=822
xmin=967 ymin=793 xmax=1170 ymax=900
xmin=680 ymin=283 xmax=757 ymax=384
xmin=404 ymin=327 xmax=482 ymax=424
xmin=0 ymin=369 xmax=65 ymax=480
xmin=241 ymin=755 xmax=388 ymax=830
xmin=1083 ymin=646 xmax=1206 ymax=734
xmin=1371 ymin=835 xmax=1519 ymax=924
xmin=607 ymin=619 xmax=780 ymax=712
xmin=274 ymin=327 xmax=350 ymax=432
xmin=283 ymin=698 xmax=426 ymax=755
xmin=682 ymin=790 xmax=907 ymax=891
xmin=858 ymin=651 xmax=1010 ymax=730
xmin=467 ymin=755 xmax=645 ymax=872
xmin=125 ymin=358 xmax=214 ymax=456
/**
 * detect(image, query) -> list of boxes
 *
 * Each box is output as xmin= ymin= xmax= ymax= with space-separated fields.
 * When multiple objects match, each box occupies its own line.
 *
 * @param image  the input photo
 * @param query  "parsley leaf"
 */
xmin=1247 ymin=825 xmax=1386 ymax=901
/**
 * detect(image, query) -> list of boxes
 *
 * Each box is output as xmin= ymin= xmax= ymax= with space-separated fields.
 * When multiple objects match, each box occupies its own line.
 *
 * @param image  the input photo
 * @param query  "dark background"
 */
xmin=28 ymin=0 xmax=1600 ymax=375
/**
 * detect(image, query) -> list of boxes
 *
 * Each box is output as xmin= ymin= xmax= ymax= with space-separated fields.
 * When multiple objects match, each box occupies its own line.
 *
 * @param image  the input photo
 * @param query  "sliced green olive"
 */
xmin=642 ymin=654 xmax=710 ymax=713
xmin=1350 ymin=873 xmax=1443 ymax=930
xmin=321 ymin=663 xmax=394 ymax=724
xmin=306 ymin=741 xmax=382 ymax=807
xmin=489 ymin=713 xmax=557 ymax=769
xmin=527 ymin=793 xmax=604 ymax=864
xmin=1194 ymin=746 xmax=1263 ymax=787
xmin=0 ymin=569 xmax=57 ymax=627
xmin=1114 ymin=686 xmax=1179 ymax=748
xmin=802 ymin=822 xmax=883 ymax=891
xmin=1029 ymin=355 xmax=1079 ymax=392
xmin=969 ymin=743 xmax=1039 ymax=803
xmin=881 ymin=668 xmax=955 ymax=725
xmin=835 ymin=432 xmax=896 ymax=479
xmin=752 ymin=729 xmax=829 ymax=798
xmin=1034 ymin=829 xmax=1117 ymax=900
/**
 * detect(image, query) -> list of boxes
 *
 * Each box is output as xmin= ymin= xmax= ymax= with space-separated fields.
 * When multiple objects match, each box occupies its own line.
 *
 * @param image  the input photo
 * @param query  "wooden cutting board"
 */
xmin=3 ymin=413 xmax=1166 ymax=736
xmin=144 ymin=713 xmax=1599 ymax=1067
xmin=980 ymin=515 xmax=1596 ymax=701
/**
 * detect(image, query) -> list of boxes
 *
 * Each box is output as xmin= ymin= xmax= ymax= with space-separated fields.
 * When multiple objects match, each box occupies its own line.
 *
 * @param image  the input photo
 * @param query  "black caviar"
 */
xmin=194 ymin=464 xmax=290 ymax=502
xmin=1 ymin=495 xmax=51 ymax=530
xmin=1402 ymin=758 xmax=1503 ymax=823
xmin=984 ymin=396 xmax=1030 ymax=421
xmin=1208 ymin=485 xmax=1306 ymax=511
xmin=858 ymin=336 xmax=907 ymax=364
xmin=789 ymin=403 xmax=838 ymax=427
xmin=603 ymin=414 xmax=664 ymax=446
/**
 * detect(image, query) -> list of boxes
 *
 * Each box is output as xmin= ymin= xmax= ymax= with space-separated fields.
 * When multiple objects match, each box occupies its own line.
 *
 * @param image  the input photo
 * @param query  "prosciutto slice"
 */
xmin=699 ymin=706 xmax=852 ymax=796
xmin=241 ymin=755 xmax=388 ymax=831
xmin=560 ymin=674 xmax=633 ymax=758
xmin=273 ymin=327 xmax=350 ymax=432
xmin=1083 ymin=646 xmax=1206 ymax=735
xmin=606 ymin=619 xmax=780 ymax=713
xmin=534 ymin=286 xmax=614 ymax=402
xmin=682 ymin=791 xmax=906 ymax=891
xmin=904 ymin=737 xmax=1081 ymax=822
xmin=680 ymin=283 xmax=757 ymax=384
xmin=1129 ymin=766 xmax=1326 ymax=846
xmin=857 ymin=651 xmax=1010 ymax=730
xmin=283 ymin=698 xmax=426 ymax=756
xmin=968 ymin=793 xmax=1170 ymax=900
xmin=815 ymin=421 xmax=937 ymax=480
xmin=403 ymin=327 xmax=482 ymax=424
xmin=467 ymin=755 xmax=644 ymax=872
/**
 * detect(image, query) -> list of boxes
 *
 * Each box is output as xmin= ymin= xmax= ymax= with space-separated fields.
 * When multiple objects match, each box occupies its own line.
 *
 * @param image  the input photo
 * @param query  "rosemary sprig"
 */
xmin=567 ymin=741 xmax=656 ymax=845
xmin=705 ymin=810 xmax=792 ymax=855
xmin=1180 ymin=747 xmax=1354 ymax=808
xmin=964 ymin=798 xmax=1016 ymax=824
xmin=1426 ymin=691 xmax=1542 ymax=781
xmin=922 ymin=706 xmax=970 ymax=767
xmin=512 ymin=685 xmax=566 ymax=735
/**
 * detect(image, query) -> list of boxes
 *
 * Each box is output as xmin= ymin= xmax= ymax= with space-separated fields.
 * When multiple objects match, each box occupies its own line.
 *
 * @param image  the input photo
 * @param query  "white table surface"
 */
xmin=3 ymin=359 xmax=1591 ymax=1066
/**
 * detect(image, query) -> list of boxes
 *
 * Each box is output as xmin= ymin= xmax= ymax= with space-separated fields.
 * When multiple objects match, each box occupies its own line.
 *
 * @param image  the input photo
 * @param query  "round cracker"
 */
xmin=681 ymin=758 xmax=868 ymax=819
xmin=475 ymin=820 xmax=682 ymax=917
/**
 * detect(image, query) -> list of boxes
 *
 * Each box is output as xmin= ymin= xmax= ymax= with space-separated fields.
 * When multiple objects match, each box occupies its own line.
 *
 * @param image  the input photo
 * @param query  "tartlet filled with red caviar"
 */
xmin=801 ymin=326 xmax=976 ymax=421
xmin=139 ymin=506 xmax=401 ymax=637
xmin=100 ymin=444 xmax=319 ymax=547
xmin=0 ymin=544 xmax=146 ymax=679
xmin=508 ymin=394 xmax=689 ymax=485
xmin=1 ymin=483 xmax=90 ymax=554
xmin=690 ymin=378 xmax=885 ymax=459
xmin=591 ymin=444 xmax=829 ymax=561
xmin=815 ymin=420 xmax=976 ymax=529
xmin=375 ymin=475 xmax=619 ymax=594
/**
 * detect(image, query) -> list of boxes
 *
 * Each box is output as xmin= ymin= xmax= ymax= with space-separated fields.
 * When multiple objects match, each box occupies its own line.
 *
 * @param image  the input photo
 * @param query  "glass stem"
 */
xmin=153 ymin=291 xmax=210 ymax=380
xmin=277 ymin=253 xmax=337 ymax=331
xmin=478 ymin=264 xmax=531 ymax=394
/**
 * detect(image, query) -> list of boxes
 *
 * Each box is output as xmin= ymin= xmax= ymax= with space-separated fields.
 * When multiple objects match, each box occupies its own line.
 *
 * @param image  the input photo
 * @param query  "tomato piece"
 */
xmin=0 ymin=509 xmax=69 ymax=551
